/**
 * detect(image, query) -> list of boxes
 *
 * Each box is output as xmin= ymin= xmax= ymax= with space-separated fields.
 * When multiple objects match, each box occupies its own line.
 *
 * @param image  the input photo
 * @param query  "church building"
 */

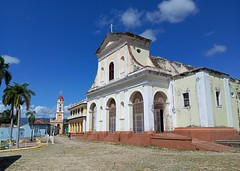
xmin=50 ymin=95 xmax=64 ymax=134
xmin=85 ymin=32 xmax=240 ymax=137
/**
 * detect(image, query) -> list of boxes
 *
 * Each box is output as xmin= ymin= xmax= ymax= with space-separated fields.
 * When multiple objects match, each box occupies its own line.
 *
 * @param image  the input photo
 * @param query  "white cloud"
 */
xmin=206 ymin=44 xmax=227 ymax=57
xmin=147 ymin=0 xmax=197 ymax=23
xmin=95 ymin=15 xmax=113 ymax=29
xmin=0 ymin=99 xmax=70 ymax=119
xmin=2 ymin=55 xmax=20 ymax=64
xmin=94 ymin=15 xmax=115 ymax=34
xmin=120 ymin=8 xmax=143 ymax=28
xmin=30 ymin=105 xmax=70 ymax=119
xmin=32 ymin=106 xmax=56 ymax=118
xmin=93 ymin=30 xmax=101 ymax=35
xmin=204 ymin=31 xmax=215 ymax=37
xmin=140 ymin=29 xmax=163 ymax=42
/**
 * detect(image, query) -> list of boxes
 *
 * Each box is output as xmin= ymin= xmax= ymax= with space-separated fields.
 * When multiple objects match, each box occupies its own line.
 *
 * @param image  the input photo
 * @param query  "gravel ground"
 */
xmin=0 ymin=135 xmax=240 ymax=171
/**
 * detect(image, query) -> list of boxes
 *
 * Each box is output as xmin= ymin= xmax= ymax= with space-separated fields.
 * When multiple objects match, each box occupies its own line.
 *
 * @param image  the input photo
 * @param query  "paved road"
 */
xmin=0 ymin=135 xmax=240 ymax=171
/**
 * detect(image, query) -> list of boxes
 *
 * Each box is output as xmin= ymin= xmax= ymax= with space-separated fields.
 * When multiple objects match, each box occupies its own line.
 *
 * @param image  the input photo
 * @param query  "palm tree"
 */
xmin=2 ymin=85 xmax=16 ymax=142
xmin=3 ymin=82 xmax=35 ymax=148
xmin=0 ymin=56 xmax=12 ymax=86
xmin=26 ymin=110 xmax=36 ymax=141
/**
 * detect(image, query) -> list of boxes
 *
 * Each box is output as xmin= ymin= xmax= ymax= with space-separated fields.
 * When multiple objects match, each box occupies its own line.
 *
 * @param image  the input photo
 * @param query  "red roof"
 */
xmin=59 ymin=95 xmax=64 ymax=100
xmin=34 ymin=120 xmax=49 ymax=125
xmin=0 ymin=123 xmax=11 ymax=127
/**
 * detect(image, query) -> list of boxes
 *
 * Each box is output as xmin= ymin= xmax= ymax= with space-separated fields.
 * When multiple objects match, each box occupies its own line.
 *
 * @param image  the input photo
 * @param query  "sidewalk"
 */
xmin=9 ymin=141 xmax=38 ymax=149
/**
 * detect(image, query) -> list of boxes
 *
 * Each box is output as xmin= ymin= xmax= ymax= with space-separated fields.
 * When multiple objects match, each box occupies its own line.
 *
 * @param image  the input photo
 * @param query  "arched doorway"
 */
xmin=130 ymin=92 xmax=144 ymax=133
xmin=107 ymin=98 xmax=116 ymax=132
xmin=90 ymin=103 xmax=97 ymax=132
xmin=154 ymin=92 xmax=167 ymax=133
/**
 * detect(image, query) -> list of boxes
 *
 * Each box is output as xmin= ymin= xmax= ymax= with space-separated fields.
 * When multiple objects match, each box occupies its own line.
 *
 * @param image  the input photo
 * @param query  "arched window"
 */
xmin=109 ymin=62 xmax=114 ymax=81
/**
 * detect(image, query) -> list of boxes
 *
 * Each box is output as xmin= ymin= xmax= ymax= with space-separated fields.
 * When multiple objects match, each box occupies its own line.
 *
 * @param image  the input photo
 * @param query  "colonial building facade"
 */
xmin=85 ymin=32 xmax=240 ymax=135
xmin=67 ymin=100 xmax=87 ymax=134
xmin=50 ymin=96 xmax=64 ymax=134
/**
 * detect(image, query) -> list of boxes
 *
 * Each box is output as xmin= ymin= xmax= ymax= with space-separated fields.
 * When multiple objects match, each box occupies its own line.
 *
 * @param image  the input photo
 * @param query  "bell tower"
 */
xmin=50 ymin=96 xmax=64 ymax=134
xmin=56 ymin=95 xmax=64 ymax=121
xmin=55 ymin=95 xmax=64 ymax=134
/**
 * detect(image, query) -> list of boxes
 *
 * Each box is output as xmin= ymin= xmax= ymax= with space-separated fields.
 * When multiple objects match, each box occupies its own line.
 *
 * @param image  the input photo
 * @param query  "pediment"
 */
xmin=95 ymin=32 xmax=151 ymax=57
xmin=95 ymin=34 xmax=122 ymax=56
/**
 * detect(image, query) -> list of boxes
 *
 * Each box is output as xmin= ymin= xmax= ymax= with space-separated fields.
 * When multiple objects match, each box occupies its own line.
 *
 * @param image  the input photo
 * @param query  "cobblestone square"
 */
xmin=0 ymin=136 xmax=240 ymax=171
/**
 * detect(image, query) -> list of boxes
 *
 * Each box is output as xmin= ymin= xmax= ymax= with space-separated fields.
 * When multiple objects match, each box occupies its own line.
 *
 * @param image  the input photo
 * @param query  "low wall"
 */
xmin=174 ymin=127 xmax=238 ymax=142
xmin=66 ymin=127 xmax=238 ymax=151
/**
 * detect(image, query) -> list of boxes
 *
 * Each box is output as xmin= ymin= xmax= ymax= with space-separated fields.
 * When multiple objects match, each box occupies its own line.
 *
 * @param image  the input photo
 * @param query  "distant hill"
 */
xmin=20 ymin=118 xmax=50 ymax=124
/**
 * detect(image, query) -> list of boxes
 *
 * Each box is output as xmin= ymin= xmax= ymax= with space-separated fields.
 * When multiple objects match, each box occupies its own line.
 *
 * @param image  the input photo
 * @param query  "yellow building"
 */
xmin=67 ymin=100 xmax=87 ymax=134
xmin=85 ymin=32 xmax=240 ymax=135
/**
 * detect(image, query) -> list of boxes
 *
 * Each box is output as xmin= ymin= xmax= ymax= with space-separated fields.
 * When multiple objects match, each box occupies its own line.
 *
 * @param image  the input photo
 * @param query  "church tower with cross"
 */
xmin=50 ymin=96 xmax=64 ymax=134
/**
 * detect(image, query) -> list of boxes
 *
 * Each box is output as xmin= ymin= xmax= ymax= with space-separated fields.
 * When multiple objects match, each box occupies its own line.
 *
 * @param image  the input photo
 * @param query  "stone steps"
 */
xmin=215 ymin=139 xmax=240 ymax=148
xmin=192 ymin=139 xmax=234 ymax=152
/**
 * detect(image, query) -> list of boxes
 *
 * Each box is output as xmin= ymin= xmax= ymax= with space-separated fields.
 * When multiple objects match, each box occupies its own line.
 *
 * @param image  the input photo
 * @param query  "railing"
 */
xmin=68 ymin=100 xmax=87 ymax=109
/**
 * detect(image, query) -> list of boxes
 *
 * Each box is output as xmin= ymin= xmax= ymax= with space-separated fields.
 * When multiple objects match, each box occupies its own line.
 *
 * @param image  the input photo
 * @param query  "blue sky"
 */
xmin=0 ymin=0 xmax=239 ymax=118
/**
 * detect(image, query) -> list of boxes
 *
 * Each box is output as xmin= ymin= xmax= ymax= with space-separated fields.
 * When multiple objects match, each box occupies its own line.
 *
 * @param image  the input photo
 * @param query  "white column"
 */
xmin=97 ymin=61 xmax=101 ymax=86
xmin=196 ymin=72 xmax=214 ymax=127
xmin=83 ymin=118 xmax=86 ymax=132
xmin=116 ymin=92 xmax=120 ymax=131
xmin=168 ymin=80 xmax=176 ymax=129
xmin=96 ymin=98 xmax=100 ymax=131
xmin=86 ymin=103 xmax=91 ymax=132
xmin=224 ymin=78 xmax=233 ymax=127
xmin=124 ymin=45 xmax=128 ymax=76
xmin=102 ymin=97 xmax=107 ymax=131
xmin=143 ymin=84 xmax=154 ymax=131
xmin=104 ymin=58 xmax=107 ymax=83
xmin=124 ymin=90 xmax=130 ymax=131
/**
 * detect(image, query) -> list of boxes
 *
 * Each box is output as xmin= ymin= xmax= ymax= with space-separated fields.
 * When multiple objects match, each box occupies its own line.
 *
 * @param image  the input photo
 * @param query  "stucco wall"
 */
xmin=208 ymin=74 xmax=229 ymax=127
xmin=229 ymin=81 xmax=240 ymax=131
xmin=129 ymin=45 xmax=151 ymax=67
xmin=174 ymin=74 xmax=200 ymax=127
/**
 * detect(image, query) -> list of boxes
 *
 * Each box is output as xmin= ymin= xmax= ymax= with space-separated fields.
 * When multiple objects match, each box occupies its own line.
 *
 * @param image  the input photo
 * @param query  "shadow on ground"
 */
xmin=0 ymin=155 xmax=22 ymax=171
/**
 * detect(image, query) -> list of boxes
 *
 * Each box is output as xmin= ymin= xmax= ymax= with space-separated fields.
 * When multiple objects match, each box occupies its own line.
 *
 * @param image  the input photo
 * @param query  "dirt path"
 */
xmin=0 ymin=135 xmax=240 ymax=171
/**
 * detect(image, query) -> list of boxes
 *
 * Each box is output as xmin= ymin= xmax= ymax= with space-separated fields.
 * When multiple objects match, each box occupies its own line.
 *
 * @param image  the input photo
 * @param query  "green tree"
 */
xmin=0 ymin=56 xmax=12 ymax=86
xmin=3 ymin=82 xmax=35 ymax=148
xmin=26 ymin=110 xmax=36 ymax=141
xmin=0 ymin=109 xmax=11 ymax=125
xmin=2 ymin=85 xmax=16 ymax=140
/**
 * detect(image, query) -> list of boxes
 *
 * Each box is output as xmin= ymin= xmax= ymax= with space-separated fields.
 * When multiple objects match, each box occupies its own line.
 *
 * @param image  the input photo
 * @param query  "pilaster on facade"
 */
xmin=86 ymin=103 xmax=91 ymax=132
xmin=104 ymin=58 xmax=107 ymax=84
xmin=96 ymin=99 xmax=100 ymax=131
xmin=102 ymin=97 xmax=107 ymax=131
xmin=224 ymin=78 xmax=233 ymax=127
xmin=169 ymin=80 xmax=176 ymax=130
xmin=97 ymin=62 xmax=100 ymax=86
xmin=124 ymin=45 xmax=128 ymax=77
xmin=124 ymin=90 xmax=130 ymax=131
xmin=196 ymin=72 xmax=214 ymax=127
xmin=116 ymin=92 xmax=121 ymax=131
xmin=116 ymin=49 xmax=120 ymax=79
xmin=143 ymin=84 xmax=154 ymax=131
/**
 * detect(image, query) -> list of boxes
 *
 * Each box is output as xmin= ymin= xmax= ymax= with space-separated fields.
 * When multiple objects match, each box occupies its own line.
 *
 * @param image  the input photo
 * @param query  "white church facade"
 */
xmin=85 ymin=32 xmax=240 ymax=135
